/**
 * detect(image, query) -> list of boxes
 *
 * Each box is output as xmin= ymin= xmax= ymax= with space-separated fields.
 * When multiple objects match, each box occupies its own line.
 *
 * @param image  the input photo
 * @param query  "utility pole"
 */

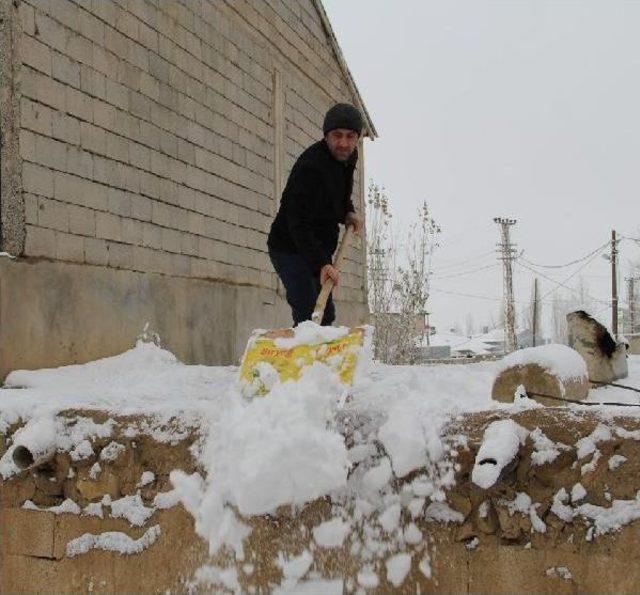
xmin=628 ymin=277 xmax=639 ymax=335
xmin=494 ymin=217 xmax=518 ymax=352
xmin=611 ymin=230 xmax=618 ymax=338
xmin=532 ymin=278 xmax=539 ymax=347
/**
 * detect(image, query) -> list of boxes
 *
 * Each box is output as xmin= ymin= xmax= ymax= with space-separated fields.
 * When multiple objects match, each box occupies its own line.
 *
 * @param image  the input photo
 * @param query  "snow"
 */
xmin=108 ymin=493 xmax=155 ymax=527
xmin=424 ymin=502 xmax=464 ymax=523
xmin=190 ymin=565 xmax=240 ymax=593
xmin=571 ymin=483 xmax=587 ymax=503
xmin=274 ymin=579 xmax=343 ymax=595
xmin=271 ymin=320 xmax=350 ymax=349
xmin=608 ymin=454 xmax=628 ymax=470
xmin=1 ymin=339 xmax=640 ymax=578
xmin=357 ymin=566 xmax=379 ymax=588
xmin=89 ymin=462 xmax=102 ymax=479
xmin=137 ymin=471 xmax=155 ymax=487
xmin=66 ymin=525 xmax=161 ymax=557
xmin=361 ymin=458 xmax=393 ymax=494
xmin=496 ymin=344 xmax=587 ymax=381
xmin=530 ymin=427 xmax=569 ymax=466
xmin=576 ymin=497 xmax=640 ymax=536
xmin=153 ymin=488 xmax=181 ymax=510
xmin=386 ymin=552 xmax=412 ymax=587
xmin=546 ymin=566 xmax=573 ymax=580
xmin=277 ymin=550 xmax=314 ymax=591
xmin=378 ymin=503 xmax=401 ymax=533
xmin=100 ymin=441 xmax=125 ymax=461
xmin=419 ymin=555 xmax=432 ymax=579
xmin=312 ymin=517 xmax=351 ymax=548
xmin=403 ymin=523 xmax=423 ymax=544
xmin=576 ymin=424 xmax=612 ymax=459
xmin=471 ymin=420 xmax=528 ymax=489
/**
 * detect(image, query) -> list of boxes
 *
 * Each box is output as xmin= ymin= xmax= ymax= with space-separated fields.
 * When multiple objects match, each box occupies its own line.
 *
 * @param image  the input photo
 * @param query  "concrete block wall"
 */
xmin=11 ymin=0 xmax=367 ymax=298
xmin=0 ymin=0 xmax=370 ymax=374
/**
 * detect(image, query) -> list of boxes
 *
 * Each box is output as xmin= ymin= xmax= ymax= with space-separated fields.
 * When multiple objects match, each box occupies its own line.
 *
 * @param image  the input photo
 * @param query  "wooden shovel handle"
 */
xmin=312 ymin=225 xmax=354 ymax=323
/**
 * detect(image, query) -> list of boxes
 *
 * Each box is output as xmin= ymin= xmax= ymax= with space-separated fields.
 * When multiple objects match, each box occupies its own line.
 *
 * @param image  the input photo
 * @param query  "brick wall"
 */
xmin=14 ymin=0 xmax=368 ymax=305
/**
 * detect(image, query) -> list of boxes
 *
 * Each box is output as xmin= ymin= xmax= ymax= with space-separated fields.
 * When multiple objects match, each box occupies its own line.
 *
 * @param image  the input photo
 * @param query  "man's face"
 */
xmin=325 ymin=128 xmax=359 ymax=162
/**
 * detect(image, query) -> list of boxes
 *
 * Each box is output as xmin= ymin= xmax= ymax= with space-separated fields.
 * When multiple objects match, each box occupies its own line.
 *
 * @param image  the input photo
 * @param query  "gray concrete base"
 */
xmin=0 ymin=257 xmax=368 ymax=379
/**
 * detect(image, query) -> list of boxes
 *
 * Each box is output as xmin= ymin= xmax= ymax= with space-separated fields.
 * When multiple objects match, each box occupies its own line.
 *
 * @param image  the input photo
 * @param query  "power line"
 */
xmin=520 ymin=241 xmax=610 ymax=269
xmin=432 ymin=249 xmax=496 ymax=270
xmin=431 ymin=263 xmax=500 ymax=280
xmin=515 ymin=249 xmax=610 ymax=307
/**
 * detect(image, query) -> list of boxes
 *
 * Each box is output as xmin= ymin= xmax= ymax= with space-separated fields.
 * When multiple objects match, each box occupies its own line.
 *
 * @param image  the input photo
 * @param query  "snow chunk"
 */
xmin=472 ymin=420 xmax=528 ymax=489
xmin=378 ymin=406 xmax=426 ymax=478
xmin=137 ymin=471 xmax=155 ymax=488
xmin=425 ymin=502 xmax=464 ymax=524
xmin=361 ymin=458 xmax=393 ymax=495
xmin=108 ymin=493 xmax=155 ymax=527
xmin=357 ymin=566 xmax=379 ymax=588
xmin=497 ymin=344 xmax=587 ymax=381
xmin=277 ymin=549 xmax=313 ymax=589
xmin=386 ymin=553 xmax=411 ymax=587
xmin=70 ymin=439 xmax=93 ymax=461
xmin=404 ymin=523 xmax=422 ymax=545
xmin=276 ymin=580 xmax=343 ymax=595
xmin=153 ymin=488 xmax=181 ymax=510
xmin=581 ymin=450 xmax=602 ymax=475
xmin=608 ymin=454 xmax=627 ymax=470
xmin=576 ymin=424 xmax=612 ymax=459
xmin=530 ymin=427 xmax=568 ymax=466
xmin=546 ymin=566 xmax=573 ymax=580
xmin=49 ymin=499 xmax=81 ymax=515
xmin=379 ymin=503 xmax=401 ymax=533
xmin=551 ymin=489 xmax=574 ymax=523
xmin=66 ymin=525 xmax=161 ymax=557
xmin=100 ymin=441 xmax=125 ymax=461
xmin=312 ymin=518 xmax=351 ymax=548
xmin=419 ymin=555 xmax=432 ymax=579
xmin=83 ymin=503 xmax=104 ymax=518
xmin=191 ymin=565 xmax=239 ymax=593
xmin=89 ymin=463 xmax=102 ymax=480
xmin=571 ymin=483 xmax=587 ymax=503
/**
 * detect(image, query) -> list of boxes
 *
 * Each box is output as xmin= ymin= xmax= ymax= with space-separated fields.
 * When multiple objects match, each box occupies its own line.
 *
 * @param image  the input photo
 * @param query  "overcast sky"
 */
xmin=323 ymin=0 xmax=640 ymax=335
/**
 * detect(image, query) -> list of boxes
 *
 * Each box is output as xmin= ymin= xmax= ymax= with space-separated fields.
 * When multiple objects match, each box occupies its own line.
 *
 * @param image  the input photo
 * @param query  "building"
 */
xmin=0 ymin=0 xmax=376 ymax=378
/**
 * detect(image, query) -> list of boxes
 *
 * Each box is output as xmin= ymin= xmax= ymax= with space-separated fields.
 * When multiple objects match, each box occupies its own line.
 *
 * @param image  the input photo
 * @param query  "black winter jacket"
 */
xmin=267 ymin=139 xmax=357 ymax=272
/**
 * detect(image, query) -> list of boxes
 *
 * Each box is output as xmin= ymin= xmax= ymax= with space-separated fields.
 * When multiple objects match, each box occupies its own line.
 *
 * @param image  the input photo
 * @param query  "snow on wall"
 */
xmin=496 ymin=344 xmax=588 ymax=381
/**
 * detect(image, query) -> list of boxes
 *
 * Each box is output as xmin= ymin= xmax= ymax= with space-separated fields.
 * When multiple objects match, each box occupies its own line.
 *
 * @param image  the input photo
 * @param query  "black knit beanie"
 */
xmin=323 ymin=103 xmax=363 ymax=136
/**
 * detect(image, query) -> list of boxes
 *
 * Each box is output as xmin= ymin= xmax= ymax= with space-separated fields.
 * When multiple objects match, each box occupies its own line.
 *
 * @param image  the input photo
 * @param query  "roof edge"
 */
xmin=312 ymin=0 xmax=378 ymax=139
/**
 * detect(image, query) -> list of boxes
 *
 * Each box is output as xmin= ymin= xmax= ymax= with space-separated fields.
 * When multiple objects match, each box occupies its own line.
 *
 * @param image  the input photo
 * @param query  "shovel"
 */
xmin=238 ymin=226 xmax=367 ymax=396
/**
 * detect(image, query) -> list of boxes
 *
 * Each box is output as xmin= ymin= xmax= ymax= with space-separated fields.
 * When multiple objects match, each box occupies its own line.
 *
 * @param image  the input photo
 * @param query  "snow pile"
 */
xmin=170 ymin=363 xmax=350 ymax=557
xmin=496 ymin=344 xmax=588 ymax=380
xmin=471 ymin=420 xmax=528 ymax=488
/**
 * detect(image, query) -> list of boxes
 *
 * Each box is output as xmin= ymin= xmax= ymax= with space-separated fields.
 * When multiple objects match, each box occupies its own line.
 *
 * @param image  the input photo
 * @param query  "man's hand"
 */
xmin=345 ymin=211 xmax=363 ymax=234
xmin=320 ymin=264 xmax=340 ymax=286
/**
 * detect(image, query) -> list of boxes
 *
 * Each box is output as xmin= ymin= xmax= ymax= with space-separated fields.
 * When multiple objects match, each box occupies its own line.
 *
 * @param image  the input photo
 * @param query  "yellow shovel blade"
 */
xmin=239 ymin=326 xmax=366 ymax=396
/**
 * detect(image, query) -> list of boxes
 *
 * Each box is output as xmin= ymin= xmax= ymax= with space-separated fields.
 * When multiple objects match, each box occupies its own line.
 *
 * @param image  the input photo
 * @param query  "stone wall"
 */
xmin=3 ymin=409 xmax=640 ymax=593
xmin=0 ymin=0 xmax=371 ymax=377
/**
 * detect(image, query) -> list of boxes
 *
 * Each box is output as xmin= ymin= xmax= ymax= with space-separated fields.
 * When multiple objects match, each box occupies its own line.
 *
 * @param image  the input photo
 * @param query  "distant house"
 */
xmin=0 ymin=0 xmax=376 ymax=378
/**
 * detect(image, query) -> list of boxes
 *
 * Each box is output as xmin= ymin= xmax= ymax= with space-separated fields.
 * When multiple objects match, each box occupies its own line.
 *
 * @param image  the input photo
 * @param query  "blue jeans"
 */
xmin=269 ymin=250 xmax=335 ymax=326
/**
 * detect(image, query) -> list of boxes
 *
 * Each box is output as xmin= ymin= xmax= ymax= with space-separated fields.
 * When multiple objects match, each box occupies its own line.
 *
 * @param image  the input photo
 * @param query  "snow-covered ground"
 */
xmin=1 ymin=336 xmax=640 ymax=590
